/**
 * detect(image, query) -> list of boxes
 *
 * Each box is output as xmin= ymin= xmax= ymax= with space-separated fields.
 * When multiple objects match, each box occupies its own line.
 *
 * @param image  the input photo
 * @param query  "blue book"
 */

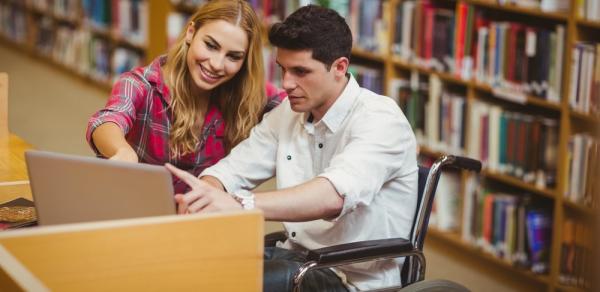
xmin=526 ymin=208 xmax=552 ymax=274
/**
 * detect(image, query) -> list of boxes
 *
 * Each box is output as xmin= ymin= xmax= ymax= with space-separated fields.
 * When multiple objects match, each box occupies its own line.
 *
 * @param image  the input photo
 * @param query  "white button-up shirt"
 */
xmin=201 ymin=75 xmax=418 ymax=290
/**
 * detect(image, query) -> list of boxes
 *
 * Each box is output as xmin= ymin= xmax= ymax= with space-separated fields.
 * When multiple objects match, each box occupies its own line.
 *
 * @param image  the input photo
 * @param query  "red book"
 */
xmin=424 ymin=5 xmax=435 ymax=61
xmin=483 ymin=195 xmax=495 ymax=247
xmin=454 ymin=2 xmax=468 ymax=76
xmin=506 ymin=23 xmax=520 ymax=84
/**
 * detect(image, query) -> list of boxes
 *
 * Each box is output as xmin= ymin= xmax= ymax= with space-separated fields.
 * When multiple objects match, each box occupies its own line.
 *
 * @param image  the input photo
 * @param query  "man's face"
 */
xmin=276 ymin=48 xmax=342 ymax=121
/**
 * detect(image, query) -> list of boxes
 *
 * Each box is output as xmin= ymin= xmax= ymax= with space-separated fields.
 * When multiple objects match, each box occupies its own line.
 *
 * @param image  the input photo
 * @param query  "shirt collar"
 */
xmin=303 ymin=74 xmax=360 ymax=133
xmin=144 ymin=55 xmax=171 ymax=104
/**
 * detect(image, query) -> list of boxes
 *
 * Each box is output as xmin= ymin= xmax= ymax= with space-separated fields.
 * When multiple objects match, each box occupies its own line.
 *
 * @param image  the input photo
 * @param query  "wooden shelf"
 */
xmin=351 ymin=48 xmax=386 ymax=63
xmin=464 ymin=0 xmax=569 ymax=21
xmin=570 ymin=110 xmax=600 ymax=125
xmin=480 ymin=169 xmax=557 ymax=199
xmin=555 ymin=283 xmax=591 ymax=292
xmin=418 ymin=145 xmax=449 ymax=158
xmin=472 ymin=83 xmax=562 ymax=111
xmin=563 ymin=199 xmax=597 ymax=218
xmin=428 ymin=228 xmax=552 ymax=285
xmin=1 ymin=34 xmax=112 ymax=91
xmin=391 ymin=57 xmax=563 ymax=111
xmin=576 ymin=18 xmax=600 ymax=30
xmin=27 ymin=5 xmax=80 ymax=25
xmin=171 ymin=3 xmax=198 ymax=14
xmin=392 ymin=57 xmax=471 ymax=86
xmin=111 ymin=35 xmax=147 ymax=51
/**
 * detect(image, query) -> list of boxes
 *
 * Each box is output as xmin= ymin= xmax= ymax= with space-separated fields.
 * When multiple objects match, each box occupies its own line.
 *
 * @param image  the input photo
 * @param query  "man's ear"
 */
xmin=185 ymin=21 xmax=196 ymax=45
xmin=331 ymin=57 xmax=349 ymax=78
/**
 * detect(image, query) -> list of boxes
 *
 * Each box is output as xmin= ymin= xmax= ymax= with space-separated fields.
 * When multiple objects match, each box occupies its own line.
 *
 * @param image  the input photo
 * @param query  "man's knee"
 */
xmin=263 ymin=259 xmax=303 ymax=292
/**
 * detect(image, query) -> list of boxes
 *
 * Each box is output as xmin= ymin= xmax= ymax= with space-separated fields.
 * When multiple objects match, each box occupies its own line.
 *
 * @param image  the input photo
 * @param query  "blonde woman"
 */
xmin=86 ymin=0 xmax=285 ymax=193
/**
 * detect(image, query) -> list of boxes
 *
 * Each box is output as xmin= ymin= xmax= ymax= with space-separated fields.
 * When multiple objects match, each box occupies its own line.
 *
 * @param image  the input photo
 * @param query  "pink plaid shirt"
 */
xmin=86 ymin=56 xmax=286 ymax=193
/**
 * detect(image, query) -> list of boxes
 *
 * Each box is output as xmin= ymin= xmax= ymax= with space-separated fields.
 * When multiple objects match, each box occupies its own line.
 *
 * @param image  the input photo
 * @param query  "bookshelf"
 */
xmin=0 ymin=0 xmax=170 ymax=90
xmin=163 ymin=1 xmax=597 ymax=290
xmin=163 ymin=1 xmax=598 ymax=291
xmin=384 ymin=0 xmax=597 ymax=291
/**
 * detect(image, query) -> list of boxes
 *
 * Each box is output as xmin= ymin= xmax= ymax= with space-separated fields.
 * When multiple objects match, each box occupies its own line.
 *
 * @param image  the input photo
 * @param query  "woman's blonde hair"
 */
xmin=163 ymin=0 xmax=265 ymax=157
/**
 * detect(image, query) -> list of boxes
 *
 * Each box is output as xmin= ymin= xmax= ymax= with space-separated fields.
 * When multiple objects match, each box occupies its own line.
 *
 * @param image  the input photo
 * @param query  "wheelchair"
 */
xmin=265 ymin=155 xmax=482 ymax=292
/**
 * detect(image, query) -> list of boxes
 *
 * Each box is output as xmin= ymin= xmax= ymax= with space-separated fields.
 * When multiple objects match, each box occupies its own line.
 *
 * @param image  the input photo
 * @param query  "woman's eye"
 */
xmin=205 ymin=42 xmax=217 ymax=50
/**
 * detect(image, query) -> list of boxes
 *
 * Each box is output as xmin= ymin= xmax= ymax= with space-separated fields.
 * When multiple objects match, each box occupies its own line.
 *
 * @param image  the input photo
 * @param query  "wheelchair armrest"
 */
xmin=448 ymin=155 xmax=482 ymax=172
xmin=306 ymin=238 xmax=418 ymax=266
xmin=265 ymin=231 xmax=288 ymax=247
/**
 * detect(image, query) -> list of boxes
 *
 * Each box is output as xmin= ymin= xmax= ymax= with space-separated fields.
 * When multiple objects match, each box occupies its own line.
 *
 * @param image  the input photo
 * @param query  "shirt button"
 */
xmin=318 ymin=143 xmax=323 ymax=149
xmin=291 ymin=232 xmax=296 ymax=237
xmin=286 ymin=155 xmax=292 ymax=160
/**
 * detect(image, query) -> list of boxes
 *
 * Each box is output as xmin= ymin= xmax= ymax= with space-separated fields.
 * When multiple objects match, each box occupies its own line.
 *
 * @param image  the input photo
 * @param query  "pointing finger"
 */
xmin=165 ymin=163 xmax=200 ymax=188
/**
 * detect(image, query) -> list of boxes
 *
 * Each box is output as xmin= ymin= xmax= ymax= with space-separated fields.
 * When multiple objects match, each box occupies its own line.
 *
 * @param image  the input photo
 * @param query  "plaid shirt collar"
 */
xmin=144 ymin=55 xmax=171 ymax=105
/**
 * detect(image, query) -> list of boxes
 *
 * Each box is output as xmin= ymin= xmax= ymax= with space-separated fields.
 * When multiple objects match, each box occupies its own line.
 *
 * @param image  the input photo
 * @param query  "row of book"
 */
xmin=468 ymin=99 xmax=559 ymax=189
xmin=576 ymin=0 xmax=600 ymax=22
xmin=473 ymin=21 xmax=565 ymax=103
xmin=462 ymin=177 xmax=553 ymax=274
xmin=339 ymin=0 xmax=390 ymax=54
xmin=392 ymin=0 xmax=453 ymax=68
xmin=420 ymin=154 xmax=462 ymax=232
xmin=166 ymin=11 xmax=189 ymax=49
xmin=28 ymin=0 xmax=78 ymax=21
xmin=564 ymin=134 xmax=599 ymax=208
xmin=30 ymin=14 xmax=53 ymax=56
xmin=1 ymin=1 xmax=145 ymax=83
xmin=0 ymin=2 xmax=28 ymax=44
xmin=559 ymin=218 xmax=593 ymax=289
xmin=392 ymin=1 xmax=565 ymax=103
xmin=82 ymin=0 xmax=148 ymax=46
xmin=569 ymin=42 xmax=600 ymax=116
xmin=485 ymin=0 xmax=569 ymax=12
xmin=389 ymin=73 xmax=466 ymax=156
xmin=263 ymin=46 xmax=281 ymax=88
xmin=39 ymin=24 xmax=142 ymax=84
xmin=349 ymin=64 xmax=384 ymax=95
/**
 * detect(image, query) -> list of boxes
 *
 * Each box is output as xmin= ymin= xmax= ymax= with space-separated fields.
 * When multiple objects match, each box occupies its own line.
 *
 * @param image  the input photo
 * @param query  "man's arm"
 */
xmin=167 ymin=164 xmax=343 ymax=221
xmin=200 ymin=175 xmax=225 ymax=191
xmin=254 ymin=177 xmax=343 ymax=221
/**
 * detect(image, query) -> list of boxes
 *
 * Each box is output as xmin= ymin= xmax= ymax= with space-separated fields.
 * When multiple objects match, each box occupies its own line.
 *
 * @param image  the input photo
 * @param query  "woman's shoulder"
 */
xmin=112 ymin=57 xmax=166 ymax=93
xmin=264 ymin=82 xmax=287 ymax=113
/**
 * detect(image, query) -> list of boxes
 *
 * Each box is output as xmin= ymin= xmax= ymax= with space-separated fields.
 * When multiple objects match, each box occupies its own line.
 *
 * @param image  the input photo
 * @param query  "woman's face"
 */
xmin=185 ymin=20 xmax=248 ymax=93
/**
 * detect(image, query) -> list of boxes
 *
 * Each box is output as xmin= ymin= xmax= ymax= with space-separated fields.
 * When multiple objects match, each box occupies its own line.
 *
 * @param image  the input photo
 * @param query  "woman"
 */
xmin=86 ymin=0 xmax=285 ymax=193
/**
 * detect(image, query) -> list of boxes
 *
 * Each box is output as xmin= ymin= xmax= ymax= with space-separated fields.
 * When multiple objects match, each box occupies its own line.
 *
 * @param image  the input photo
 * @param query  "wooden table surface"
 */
xmin=0 ymin=133 xmax=32 ymax=202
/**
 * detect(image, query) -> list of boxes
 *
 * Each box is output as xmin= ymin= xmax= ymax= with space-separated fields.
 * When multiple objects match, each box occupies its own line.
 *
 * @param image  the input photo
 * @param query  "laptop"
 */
xmin=25 ymin=150 xmax=176 ymax=225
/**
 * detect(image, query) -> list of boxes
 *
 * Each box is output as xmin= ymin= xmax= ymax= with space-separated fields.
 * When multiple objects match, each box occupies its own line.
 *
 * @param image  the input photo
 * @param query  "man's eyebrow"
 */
xmin=205 ymin=35 xmax=246 ymax=55
xmin=275 ymin=61 xmax=310 ymax=71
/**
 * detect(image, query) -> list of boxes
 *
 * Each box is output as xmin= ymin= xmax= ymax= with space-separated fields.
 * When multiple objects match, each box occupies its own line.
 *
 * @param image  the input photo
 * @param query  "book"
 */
xmin=0 ymin=197 xmax=37 ymax=230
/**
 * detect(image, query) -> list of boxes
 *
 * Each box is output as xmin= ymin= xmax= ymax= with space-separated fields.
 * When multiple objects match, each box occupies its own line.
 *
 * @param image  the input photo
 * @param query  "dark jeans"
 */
xmin=263 ymin=247 xmax=349 ymax=292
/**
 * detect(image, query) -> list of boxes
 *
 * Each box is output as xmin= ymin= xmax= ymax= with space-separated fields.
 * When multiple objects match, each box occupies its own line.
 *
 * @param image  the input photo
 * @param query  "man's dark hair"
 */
xmin=268 ymin=5 xmax=352 ymax=69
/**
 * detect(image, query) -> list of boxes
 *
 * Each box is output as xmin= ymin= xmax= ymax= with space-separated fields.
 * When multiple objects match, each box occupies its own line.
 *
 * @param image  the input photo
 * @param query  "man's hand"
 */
xmin=165 ymin=163 xmax=243 ymax=214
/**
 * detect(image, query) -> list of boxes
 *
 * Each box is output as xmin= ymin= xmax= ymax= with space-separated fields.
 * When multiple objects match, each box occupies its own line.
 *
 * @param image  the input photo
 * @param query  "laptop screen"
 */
xmin=25 ymin=150 xmax=176 ymax=225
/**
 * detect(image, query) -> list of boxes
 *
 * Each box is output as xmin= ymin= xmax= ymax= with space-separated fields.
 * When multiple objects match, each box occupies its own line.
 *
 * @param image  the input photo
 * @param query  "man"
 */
xmin=166 ymin=5 xmax=418 ymax=291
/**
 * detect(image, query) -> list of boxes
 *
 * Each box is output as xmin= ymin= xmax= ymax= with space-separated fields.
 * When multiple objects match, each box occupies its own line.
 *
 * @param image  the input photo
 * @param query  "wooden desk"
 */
xmin=0 ymin=211 xmax=264 ymax=291
xmin=0 ymin=134 xmax=32 ymax=202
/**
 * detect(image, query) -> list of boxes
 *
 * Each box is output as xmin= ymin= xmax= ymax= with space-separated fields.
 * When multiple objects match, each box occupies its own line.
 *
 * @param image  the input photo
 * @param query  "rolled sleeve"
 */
xmin=86 ymin=73 xmax=146 ymax=156
xmin=318 ymin=107 xmax=416 ymax=221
